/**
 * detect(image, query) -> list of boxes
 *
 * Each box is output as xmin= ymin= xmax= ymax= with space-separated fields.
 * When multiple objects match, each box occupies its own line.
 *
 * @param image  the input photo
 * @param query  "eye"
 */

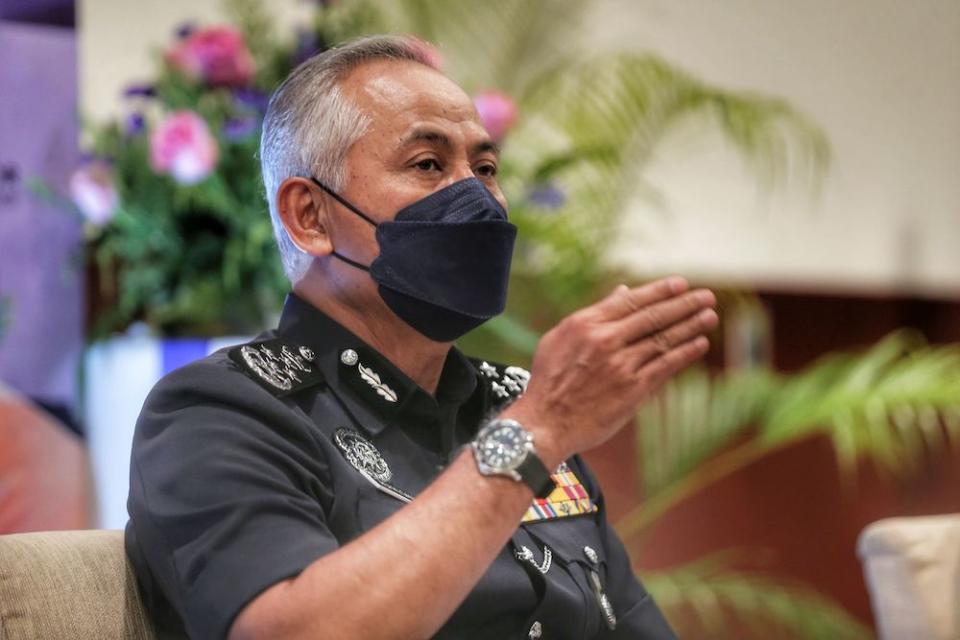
xmin=414 ymin=158 xmax=442 ymax=172
xmin=474 ymin=163 xmax=498 ymax=178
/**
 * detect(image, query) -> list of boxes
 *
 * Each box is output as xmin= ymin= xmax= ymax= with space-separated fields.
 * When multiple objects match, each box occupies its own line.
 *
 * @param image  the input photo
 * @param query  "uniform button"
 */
xmin=528 ymin=620 xmax=542 ymax=639
xmin=340 ymin=349 xmax=359 ymax=365
xmin=584 ymin=545 xmax=599 ymax=564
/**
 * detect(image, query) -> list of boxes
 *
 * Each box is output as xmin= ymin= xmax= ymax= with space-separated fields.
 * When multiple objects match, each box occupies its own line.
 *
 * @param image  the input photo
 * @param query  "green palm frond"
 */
xmin=505 ymin=53 xmax=829 ymax=280
xmin=645 ymin=559 xmax=873 ymax=640
xmin=761 ymin=329 xmax=960 ymax=476
xmin=619 ymin=330 xmax=960 ymax=538
xmin=637 ymin=366 xmax=779 ymax=497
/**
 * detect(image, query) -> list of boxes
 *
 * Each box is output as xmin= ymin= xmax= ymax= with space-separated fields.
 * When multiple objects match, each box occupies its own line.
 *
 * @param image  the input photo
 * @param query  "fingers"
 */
xmin=621 ymin=307 xmax=718 ymax=367
xmin=637 ymin=335 xmax=711 ymax=392
xmin=612 ymin=288 xmax=716 ymax=345
xmin=591 ymin=277 xmax=689 ymax=322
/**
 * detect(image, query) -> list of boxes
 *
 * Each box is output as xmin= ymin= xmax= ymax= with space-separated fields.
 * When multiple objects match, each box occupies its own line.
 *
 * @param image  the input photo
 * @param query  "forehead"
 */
xmin=340 ymin=59 xmax=486 ymax=146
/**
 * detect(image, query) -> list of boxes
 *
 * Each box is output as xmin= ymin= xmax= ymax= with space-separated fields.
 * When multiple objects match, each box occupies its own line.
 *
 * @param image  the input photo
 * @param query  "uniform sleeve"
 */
xmin=126 ymin=358 xmax=339 ymax=640
xmin=571 ymin=456 xmax=678 ymax=640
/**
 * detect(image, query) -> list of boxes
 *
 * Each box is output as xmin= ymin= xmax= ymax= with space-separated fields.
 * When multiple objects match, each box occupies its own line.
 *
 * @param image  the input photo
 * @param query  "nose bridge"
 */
xmin=448 ymin=161 xmax=476 ymax=184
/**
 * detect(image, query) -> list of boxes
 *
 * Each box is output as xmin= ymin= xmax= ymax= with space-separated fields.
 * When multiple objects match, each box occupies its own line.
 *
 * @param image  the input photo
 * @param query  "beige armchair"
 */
xmin=858 ymin=514 xmax=960 ymax=640
xmin=0 ymin=529 xmax=156 ymax=639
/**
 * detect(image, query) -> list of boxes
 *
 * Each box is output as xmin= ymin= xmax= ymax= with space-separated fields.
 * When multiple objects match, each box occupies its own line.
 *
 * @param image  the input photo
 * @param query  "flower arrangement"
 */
xmin=67 ymin=2 xmax=531 ymax=339
xmin=67 ymin=9 xmax=316 ymax=338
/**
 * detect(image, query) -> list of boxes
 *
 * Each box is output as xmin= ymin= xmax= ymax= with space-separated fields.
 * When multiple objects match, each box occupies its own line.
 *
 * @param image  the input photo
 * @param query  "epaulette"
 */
xmin=471 ymin=358 xmax=531 ymax=408
xmin=228 ymin=338 xmax=324 ymax=396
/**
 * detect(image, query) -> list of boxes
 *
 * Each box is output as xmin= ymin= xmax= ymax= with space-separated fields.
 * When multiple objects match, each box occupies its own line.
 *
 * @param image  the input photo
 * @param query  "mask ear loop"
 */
xmin=310 ymin=176 xmax=379 ymax=227
xmin=309 ymin=176 xmax=375 ymax=272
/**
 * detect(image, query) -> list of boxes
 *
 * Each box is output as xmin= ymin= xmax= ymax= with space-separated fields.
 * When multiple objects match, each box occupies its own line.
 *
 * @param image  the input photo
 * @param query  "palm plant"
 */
xmin=630 ymin=331 xmax=960 ymax=637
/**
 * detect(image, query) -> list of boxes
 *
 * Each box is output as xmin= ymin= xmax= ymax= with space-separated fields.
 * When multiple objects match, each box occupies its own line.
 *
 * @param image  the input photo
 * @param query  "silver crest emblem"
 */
xmin=240 ymin=344 xmax=314 ymax=391
xmin=334 ymin=428 xmax=393 ymax=483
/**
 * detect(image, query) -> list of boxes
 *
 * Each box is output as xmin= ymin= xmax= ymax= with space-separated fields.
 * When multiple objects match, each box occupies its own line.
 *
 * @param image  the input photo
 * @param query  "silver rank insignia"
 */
xmin=339 ymin=349 xmax=398 ymax=403
xmin=230 ymin=339 xmax=323 ymax=395
xmin=333 ymin=428 xmax=412 ymax=503
xmin=502 ymin=366 xmax=530 ymax=394
xmin=479 ymin=361 xmax=498 ymax=378
xmin=473 ymin=359 xmax=531 ymax=405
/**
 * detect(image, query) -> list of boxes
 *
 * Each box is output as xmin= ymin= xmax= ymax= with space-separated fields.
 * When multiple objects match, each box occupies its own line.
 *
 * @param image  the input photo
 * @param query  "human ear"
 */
xmin=276 ymin=177 xmax=333 ymax=257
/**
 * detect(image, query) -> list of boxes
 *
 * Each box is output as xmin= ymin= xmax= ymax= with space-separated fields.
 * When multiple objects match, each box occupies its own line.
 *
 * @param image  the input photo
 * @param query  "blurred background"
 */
xmin=1 ymin=1 xmax=958 ymax=638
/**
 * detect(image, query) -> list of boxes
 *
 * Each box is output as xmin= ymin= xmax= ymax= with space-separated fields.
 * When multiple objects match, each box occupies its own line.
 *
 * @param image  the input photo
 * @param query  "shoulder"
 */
xmin=141 ymin=333 xmax=325 ymax=419
xmin=133 ymin=334 xmax=334 ymax=473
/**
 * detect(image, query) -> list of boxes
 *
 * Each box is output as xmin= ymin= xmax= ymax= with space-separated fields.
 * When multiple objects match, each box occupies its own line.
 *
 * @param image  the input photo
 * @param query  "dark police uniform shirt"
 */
xmin=126 ymin=294 xmax=677 ymax=640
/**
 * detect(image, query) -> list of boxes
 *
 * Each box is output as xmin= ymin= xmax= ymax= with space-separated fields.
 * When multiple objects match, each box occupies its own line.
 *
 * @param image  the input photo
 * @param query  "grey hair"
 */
xmin=260 ymin=35 xmax=434 ymax=281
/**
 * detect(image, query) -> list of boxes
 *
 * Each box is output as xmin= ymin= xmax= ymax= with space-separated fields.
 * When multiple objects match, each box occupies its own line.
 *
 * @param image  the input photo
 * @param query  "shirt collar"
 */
xmin=276 ymin=293 xmax=479 ymax=434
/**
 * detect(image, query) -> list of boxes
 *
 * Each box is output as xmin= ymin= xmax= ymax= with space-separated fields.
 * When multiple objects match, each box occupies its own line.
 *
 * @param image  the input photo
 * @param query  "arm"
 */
xmin=232 ymin=276 xmax=717 ymax=640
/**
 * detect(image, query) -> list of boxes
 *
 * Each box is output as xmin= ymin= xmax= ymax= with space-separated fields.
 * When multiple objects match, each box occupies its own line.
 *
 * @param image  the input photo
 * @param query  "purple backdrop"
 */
xmin=0 ymin=22 xmax=82 ymax=414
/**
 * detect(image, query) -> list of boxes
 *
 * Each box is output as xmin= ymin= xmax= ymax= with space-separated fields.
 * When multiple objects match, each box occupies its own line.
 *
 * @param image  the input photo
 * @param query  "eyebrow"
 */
xmin=400 ymin=128 xmax=501 ymax=157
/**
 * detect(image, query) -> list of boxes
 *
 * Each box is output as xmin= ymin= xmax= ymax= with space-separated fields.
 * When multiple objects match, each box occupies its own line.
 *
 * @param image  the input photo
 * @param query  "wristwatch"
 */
xmin=471 ymin=418 xmax=555 ymax=499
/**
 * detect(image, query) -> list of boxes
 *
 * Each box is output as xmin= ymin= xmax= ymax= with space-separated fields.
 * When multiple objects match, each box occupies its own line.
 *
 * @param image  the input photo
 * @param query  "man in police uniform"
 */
xmin=126 ymin=35 xmax=719 ymax=639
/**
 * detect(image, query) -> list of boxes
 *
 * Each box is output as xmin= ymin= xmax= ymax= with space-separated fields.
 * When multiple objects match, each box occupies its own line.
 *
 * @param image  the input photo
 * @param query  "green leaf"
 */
xmin=637 ymin=366 xmax=779 ymax=497
xmin=645 ymin=559 xmax=873 ymax=640
xmin=760 ymin=330 xmax=960 ymax=476
xmin=619 ymin=330 xmax=960 ymax=539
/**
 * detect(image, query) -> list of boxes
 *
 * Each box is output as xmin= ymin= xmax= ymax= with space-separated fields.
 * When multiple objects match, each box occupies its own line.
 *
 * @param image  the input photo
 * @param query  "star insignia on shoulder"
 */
xmin=229 ymin=338 xmax=323 ymax=396
xmin=470 ymin=358 xmax=531 ymax=407
xmin=479 ymin=361 xmax=499 ymax=378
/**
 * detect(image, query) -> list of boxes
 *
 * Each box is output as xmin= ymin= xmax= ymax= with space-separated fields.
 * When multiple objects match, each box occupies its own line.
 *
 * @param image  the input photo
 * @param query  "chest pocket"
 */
xmin=524 ymin=515 xmax=617 ymax=636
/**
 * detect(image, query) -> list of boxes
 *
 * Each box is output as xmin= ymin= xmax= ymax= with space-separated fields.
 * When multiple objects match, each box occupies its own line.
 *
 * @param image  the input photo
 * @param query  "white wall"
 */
xmin=591 ymin=0 xmax=960 ymax=298
xmin=79 ymin=0 xmax=960 ymax=298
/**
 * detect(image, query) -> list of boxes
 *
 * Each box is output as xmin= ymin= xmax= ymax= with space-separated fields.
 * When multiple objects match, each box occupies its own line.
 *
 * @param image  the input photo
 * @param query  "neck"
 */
xmin=293 ymin=268 xmax=451 ymax=395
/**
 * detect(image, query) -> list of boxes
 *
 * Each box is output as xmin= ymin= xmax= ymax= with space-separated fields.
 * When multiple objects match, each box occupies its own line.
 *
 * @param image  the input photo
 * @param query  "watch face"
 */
xmin=479 ymin=423 xmax=528 ymax=470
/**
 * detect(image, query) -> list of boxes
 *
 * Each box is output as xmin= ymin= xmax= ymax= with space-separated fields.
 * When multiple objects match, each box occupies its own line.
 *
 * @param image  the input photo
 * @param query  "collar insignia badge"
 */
xmin=358 ymin=362 xmax=399 ymax=403
xmin=340 ymin=349 xmax=398 ymax=403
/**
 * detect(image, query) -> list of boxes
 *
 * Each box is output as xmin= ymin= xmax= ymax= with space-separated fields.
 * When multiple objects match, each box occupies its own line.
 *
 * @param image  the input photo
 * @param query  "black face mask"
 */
xmin=311 ymin=176 xmax=517 ymax=342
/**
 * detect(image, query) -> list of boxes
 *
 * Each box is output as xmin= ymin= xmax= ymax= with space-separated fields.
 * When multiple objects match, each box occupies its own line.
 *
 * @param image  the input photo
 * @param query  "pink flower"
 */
xmin=69 ymin=160 xmax=118 ymax=225
xmin=149 ymin=111 xmax=219 ymax=184
xmin=166 ymin=26 xmax=255 ymax=87
xmin=473 ymin=90 xmax=518 ymax=143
